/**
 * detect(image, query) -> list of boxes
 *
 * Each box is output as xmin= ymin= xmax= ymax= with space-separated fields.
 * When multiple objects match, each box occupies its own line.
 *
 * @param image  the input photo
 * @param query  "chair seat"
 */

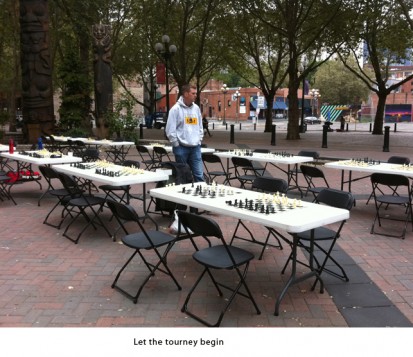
xmin=122 ymin=230 xmax=176 ymax=250
xmin=297 ymin=227 xmax=336 ymax=241
xmin=48 ymin=188 xmax=70 ymax=197
xmin=376 ymin=195 xmax=410 ymax=205
xmin=99 ymin=184 xmax=129 ymax=191
xmin=69 ymin=196 xmax=106 ymax=207
xmin=193 ymin=245 xmax=254 ymax=269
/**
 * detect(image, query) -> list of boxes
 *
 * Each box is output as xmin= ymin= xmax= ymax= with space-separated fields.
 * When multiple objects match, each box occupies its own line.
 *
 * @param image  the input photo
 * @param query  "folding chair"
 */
xmin=39 ymin=166 xmax=71 ymax=229
xmin=300 ymin=164 xmax=330 ymax=201
xmin=281 ymin=188 xmax=355 ymax=290
xmin=250 ymin=149 xmax=270 ymax=176
xmin=99 ymin=160 xmax=143 ymax=204
xmin=177 ymin=210 xmax=261 ymax=327
xmin=230 ymin=176 xmax=288 ymax=259
xmin=146 ymin=162 xmax=193 ymax=217
xmin=366 ymin=156 xmax=411 ymax=205
xmin=57 ymin=172 xmax=111 ymax=244
xmin=370 ymin=173 xmax=413 ymax=239
xmin=287 ymin=150 xmax=319 ymax=195
xmin=107 ymin=200 xmax=181 ymax=303
xmin=136 ymin=145 xmax=160 ymax=171
xmin=153 ymin=146 xmax=172 ymax=166
xmin=0 ymin=174 xmax=16 ymax=204
xmin=231 ymin=156 xmax=261 ymax=189
xmin=202 ymin=153 xmax=232 ymax=185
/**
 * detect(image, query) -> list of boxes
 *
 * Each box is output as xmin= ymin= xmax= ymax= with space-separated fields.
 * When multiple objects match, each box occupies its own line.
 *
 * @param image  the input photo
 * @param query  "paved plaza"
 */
xmin=1 ymin=121 xmax=413 ymax=329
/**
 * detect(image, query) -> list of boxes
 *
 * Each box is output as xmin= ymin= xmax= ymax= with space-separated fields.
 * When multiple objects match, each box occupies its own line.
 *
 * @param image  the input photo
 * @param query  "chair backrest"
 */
xmin=316 ymin=188 xmax=355 ymax=210
xmin=252 ymin=176 xmax=288 ymax=194
xmin=387 ymin=156 xmax=410 ymax=165
xmin=122 ymin=160 xmax=140 ymax=168
xmin=136 ymin=145 xmax=150 ymax=154
xmin=298 ymin=150 xmax=320 ymax=159
xmin=300 ymin=164 xmax=325 ymax=179
xmin=231 ymin=156 xmax=254 ymax=169
xmin=177 ymin=210 xmax=223 ymax=239
xmin=107 ymin=199 xmax=140 ymax=222
xmin=39 ymin=165 xmax=59 ymax=180
xmin=253 ymin=148 xmax=270 ymax=154
xmin=57 ymin=172 xmax=83 ymax=196
xmin=161 ymin=161 xmax=193 ymax=184
xmin=106 ymin=200 xmax=150 ymax=238
xmin=82 ymin=148 xmax=100 ymax=162
xmin=202 ymin=153 xmax=221 ymax=164
xmin=371 ymin=172 xmax=410 ymax=188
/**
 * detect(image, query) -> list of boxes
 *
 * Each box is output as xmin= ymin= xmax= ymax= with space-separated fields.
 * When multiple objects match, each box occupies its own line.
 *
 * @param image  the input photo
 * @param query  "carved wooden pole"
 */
xmin=19 ymin=0 xmax=54 ymax=143
xmin=92 ymin=24 xmax=113 ymax=139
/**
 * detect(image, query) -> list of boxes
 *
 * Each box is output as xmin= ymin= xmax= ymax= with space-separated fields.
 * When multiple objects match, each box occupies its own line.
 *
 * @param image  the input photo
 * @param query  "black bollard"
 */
xmin=239 ymin=123 xmax=242 ymax=131
xmin=271 ymin=124 xmax=276 ymax=146
xmin=254 ymin=123 xmax=256 ymax=131
xmin=212 ymin=123 xmax=214 ymax=130
xmin=346 ymin=123 xmax=349 ymax=132
xmin=394 ymin=122 xmax=397 ymax=132
xmin=322 ymin=124 xmax=328 ymax=148
xmin=383 ymin=125 xmax=390 ymax=152
xmin=225 ymin=123 xmax=228 ymax=131
xmin=230 ymin=124 xmax=235 ymax=144
xmin=369 ymin=123 xmax=372 ymax=132
xmin=139 ymin=124 xmax=144 ymax=139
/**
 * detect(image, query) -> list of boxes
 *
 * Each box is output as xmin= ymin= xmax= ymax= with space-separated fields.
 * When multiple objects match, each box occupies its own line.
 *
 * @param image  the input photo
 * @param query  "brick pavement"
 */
xmin=1 ymin=122 xmax=413 ymax=327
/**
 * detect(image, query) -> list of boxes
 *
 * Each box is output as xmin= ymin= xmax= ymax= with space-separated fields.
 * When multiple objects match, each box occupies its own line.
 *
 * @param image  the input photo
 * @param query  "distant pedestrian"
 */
xmin=202 ymin=116 xmax=212 ymax=137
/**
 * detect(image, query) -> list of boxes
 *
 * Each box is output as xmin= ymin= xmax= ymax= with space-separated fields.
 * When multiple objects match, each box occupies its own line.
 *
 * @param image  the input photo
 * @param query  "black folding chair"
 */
xmin=153 ymin=146 xmax=172 ymax=166
xmin=107 ymin=200 xmax=181 ymax=303
xmin=366 ymin=156 xmax=411 ymax=205
xmin=281 ymin=188 xmax=355 ymax=290
xmin=370 ymin=173 xmax=413 ymax=239
xmin=231 ymin=156 xmax=261 ymax=189
xmin=202 ymin=153 xmax=232 ymax=185
xmin=287 ymin=150 xmax=319 ymax=195
xmin=39 ymin=166 xmax=72 ymax=229
xmin=178 ymin=210 xmax=261 ymax=327
xmin=136 ymin=145 xmax=160 ymax=171
xmin=300 ymin=164 xmax=330 ymax=201
xmin=230 ymin=176 xmax=288 ymax=259
xmin=57 ymin=172 xmax=111 ymax=244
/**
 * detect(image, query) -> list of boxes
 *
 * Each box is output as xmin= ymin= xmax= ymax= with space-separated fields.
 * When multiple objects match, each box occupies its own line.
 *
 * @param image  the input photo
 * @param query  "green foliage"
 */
xmin=313 ymin=60 xmax=371 ymax=105
xmin=57 ymin=45 xmax=92 ymax=132
xmin=105 ymin=94 xmax=139 ymax=143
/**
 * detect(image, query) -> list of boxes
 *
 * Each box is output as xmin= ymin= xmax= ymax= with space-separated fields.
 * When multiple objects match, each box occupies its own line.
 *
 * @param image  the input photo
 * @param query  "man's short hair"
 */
xmin=182 ymin=84 xmax=196 ymax=94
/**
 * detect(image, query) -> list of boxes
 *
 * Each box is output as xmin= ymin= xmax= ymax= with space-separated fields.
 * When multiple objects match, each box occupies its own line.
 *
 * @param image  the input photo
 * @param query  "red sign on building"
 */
xmin=156 ymin=62 xmax=166 ymax=84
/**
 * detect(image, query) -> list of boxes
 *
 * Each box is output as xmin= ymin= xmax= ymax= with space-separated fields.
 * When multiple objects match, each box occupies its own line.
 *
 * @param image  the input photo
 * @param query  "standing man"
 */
xmin=165 ymin=84 xmax=204 ymax=182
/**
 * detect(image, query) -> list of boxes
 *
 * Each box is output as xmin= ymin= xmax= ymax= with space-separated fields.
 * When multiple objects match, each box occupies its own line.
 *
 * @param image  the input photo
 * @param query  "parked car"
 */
xmin=304 ymin=116 xmax=321 ymax=124
xmin=273 ymin=113 xmax=285 ymax=119
xmin=153 ymin=112 xmax=167 ymax=129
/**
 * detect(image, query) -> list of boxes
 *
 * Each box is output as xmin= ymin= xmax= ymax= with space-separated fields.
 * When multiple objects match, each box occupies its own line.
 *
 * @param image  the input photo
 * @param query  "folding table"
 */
xmin=149 ymin=182 xmax=349 ymax=315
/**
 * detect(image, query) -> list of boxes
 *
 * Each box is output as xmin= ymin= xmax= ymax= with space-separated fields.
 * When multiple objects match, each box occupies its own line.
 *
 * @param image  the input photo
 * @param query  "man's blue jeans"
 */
xmin=173 ymin=144 xmax=204 ymax=182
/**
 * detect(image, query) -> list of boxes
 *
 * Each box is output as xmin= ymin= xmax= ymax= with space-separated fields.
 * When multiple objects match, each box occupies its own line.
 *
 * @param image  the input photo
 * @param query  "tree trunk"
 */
xmin=264 ymin=95 xmax=275 ymax=132
xmin=286 ymin=79 xmax=301 ymax=140
xmin=372 ymin=93 xmax=386 ymax=135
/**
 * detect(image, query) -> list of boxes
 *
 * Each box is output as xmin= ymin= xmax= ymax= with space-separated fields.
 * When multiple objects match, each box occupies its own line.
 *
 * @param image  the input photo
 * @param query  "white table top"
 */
xmin=324 ymin=160 xmax=413 ymax=177
xmin=53 ymin=162 xmax=169 ymax=186
xmin=0 ymin=144 xmax=12 ymax=152
xmin=150 ymin=182 xmax=349 ymax=233
xmin=215 ymin=151 xmax=314 ymax=165
xmin=51 ymin=136 xmax=134 ymax=147
xmin=1 ymin=151 xmax=83 ymax=165
xmin=143 ymin=144 xmax=215 ymax=154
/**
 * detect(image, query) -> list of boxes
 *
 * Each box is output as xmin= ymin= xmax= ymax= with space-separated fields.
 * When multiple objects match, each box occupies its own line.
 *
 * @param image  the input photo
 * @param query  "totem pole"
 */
xmin=92 ymin=24 xmax=113 ymax=139
xmin=19 ymin=0 xmax=54 ymax=143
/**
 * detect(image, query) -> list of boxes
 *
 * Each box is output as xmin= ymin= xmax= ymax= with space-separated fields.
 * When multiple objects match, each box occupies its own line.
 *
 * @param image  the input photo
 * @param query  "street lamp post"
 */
xmin=155 ymin=35 xmax=177 ymax=118
xmin=221 ymin=84 xmax=228 ymax=125
xmin=299 ymin=57 xmax=308 ymax=133
xmin=234 ymin=89 xmax=241 ymax=123
xmin=309 ymin=89 xmax=320 ymax=117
